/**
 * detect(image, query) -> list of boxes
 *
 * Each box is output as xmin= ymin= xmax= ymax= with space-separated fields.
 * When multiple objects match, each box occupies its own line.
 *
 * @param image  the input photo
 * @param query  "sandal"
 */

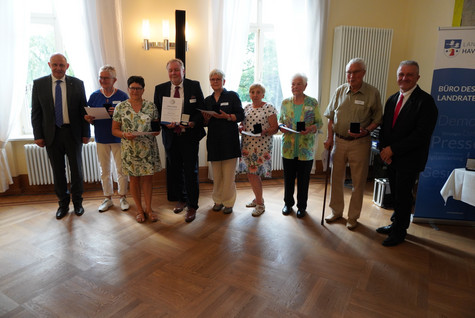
xmin=145 ymin=211 xmax=158 ymax=222
xmin=246 ymin=199 xmax=257 ymax=208
xmin=136 ymin=211 xmax=145 ymax=223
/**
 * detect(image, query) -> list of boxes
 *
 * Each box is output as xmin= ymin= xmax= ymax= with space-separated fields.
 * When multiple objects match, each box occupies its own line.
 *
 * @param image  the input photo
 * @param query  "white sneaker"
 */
xmin=120 ymin=197 xmax=130 ymax=211
xmin=251 ymin=204 xmax=265 ymax=217
xmin=324 ymin=213 xmax=342 ymax=223
xmin=98 ymin=198 xmax=113 ymax=212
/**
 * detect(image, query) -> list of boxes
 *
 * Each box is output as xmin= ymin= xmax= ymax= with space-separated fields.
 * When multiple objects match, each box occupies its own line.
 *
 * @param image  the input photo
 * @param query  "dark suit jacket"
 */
xmin=31 ymin=75 xmax=90 ymax=147
xmin=154 ymin=78 xmax=205 ymax=150
xmin=379 ymin=85 xmax=438 ymax=172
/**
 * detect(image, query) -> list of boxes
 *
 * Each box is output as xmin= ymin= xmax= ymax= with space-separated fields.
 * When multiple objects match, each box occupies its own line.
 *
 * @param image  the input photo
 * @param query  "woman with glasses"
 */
xmin=85 ymin=65 xmax=130 ymax=213
xmin=112 ymin=76 xmax=162 ymax=223
xmin=202 ymin=69 xmax=244 ymax=215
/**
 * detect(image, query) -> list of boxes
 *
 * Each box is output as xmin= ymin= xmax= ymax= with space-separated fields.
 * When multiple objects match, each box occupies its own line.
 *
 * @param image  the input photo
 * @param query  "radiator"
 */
xmin=271 ymin=134 xmax=283 ymax=170
xmin=330 ymin=26 xmax=393 ymax=102
xmin=24 ymin=142 xmax=101 ymax=185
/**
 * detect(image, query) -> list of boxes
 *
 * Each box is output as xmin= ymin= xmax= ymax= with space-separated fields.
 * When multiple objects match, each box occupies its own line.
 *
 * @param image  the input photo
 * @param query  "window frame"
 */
xmin=238 ymin=0 xmax=282 ymax=110
xmin=15 ymin=6 xmax=64 ymax=137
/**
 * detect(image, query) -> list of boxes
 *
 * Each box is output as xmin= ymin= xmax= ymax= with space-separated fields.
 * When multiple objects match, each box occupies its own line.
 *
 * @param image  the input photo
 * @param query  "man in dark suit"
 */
xmin=378 ymin=60 xmax=438 ymax=246
xmin=154 ymin=59 xmax=205 ymax=222
xmin=31 ymin=53 xmax=91 ymax=220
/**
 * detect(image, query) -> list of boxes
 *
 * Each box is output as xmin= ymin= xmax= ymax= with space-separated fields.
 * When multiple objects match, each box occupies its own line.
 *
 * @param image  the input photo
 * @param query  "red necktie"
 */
xmin=173 ymin=86 xmax=182 ymax=134
xmin=392 ymin=93 xmax=404 ymax=128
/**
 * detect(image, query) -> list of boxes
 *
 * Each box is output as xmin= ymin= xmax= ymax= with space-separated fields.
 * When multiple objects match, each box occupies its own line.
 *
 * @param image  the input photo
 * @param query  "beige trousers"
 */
xmin=329 ymin=136 xmax=371 ymax=220
xmin=96 ymin=142 xmax=128 ymax=197
xmin=211 ymin=158 xmax=238 ymax=208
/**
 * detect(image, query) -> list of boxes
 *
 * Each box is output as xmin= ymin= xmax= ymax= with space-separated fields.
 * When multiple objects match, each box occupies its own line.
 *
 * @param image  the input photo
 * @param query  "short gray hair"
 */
xmin=399 ymin=60 xmax=419 ymax=74
xmin=347 ymin=58 xmax=366 ymax=71
xmin=209 ymin=68 xmax=225 ymax=79
xmin=166 ymin=58 xmax=184 ymax=70
xmin=99 ymin=65 xmax=116 ymax=78
xmin=292 ymin=73 xmax=308 ymax=85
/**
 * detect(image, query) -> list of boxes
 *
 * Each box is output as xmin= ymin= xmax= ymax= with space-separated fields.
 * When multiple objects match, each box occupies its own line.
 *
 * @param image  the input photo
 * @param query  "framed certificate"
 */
xmin=161 ymin=96 xmax=183 ymax=124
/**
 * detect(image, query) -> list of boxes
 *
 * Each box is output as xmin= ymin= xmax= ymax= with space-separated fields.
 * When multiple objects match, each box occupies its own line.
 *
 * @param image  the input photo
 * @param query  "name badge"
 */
xmin=304 ymin=106 xmax=313 ymax=110
xmin=140 ymin=114 xmax=149 ymax=121
xmin=220 ymin=102 xmax=229 ymax=106
xmin=112 ymin=100 xmax=121 ymax=104
xmin=190 ymin=99 xmax=197 ymax=103
xmin=355 ymin=100 xmax=365 ymax=105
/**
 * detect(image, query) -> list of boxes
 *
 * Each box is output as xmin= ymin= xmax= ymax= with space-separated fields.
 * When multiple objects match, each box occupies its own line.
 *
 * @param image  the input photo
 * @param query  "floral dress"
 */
xmin=112 ymin=99 xmax=162 ymax=176
xmin=239 ymin=103 xmax=277 ymax=178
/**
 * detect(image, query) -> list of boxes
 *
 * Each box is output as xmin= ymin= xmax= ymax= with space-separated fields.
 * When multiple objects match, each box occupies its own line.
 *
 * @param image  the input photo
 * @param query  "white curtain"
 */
xmin=274 ymin=0 xmax=328 ymax=102
xmin=208 ymin=0 xmax=253 ymax=91
xmin=93 ymin=0 xmax=128 ymax=92
xmin=208 ymin=0 xmax=253 ymax=179
xmin=54 ymin=0 xmax=128 ymax=95
xmin=274 ymin=0 xmax=328 ymax=173
xmin=53 ymin=0 xmax=99 ymax=95
xmin=0 ymin=0 xmax=30 ymax=192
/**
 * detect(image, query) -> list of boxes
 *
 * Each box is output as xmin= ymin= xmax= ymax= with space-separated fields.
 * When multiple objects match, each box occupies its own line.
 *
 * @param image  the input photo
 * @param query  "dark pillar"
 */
xmin=175 ymin=10 xmax=186 ymax=67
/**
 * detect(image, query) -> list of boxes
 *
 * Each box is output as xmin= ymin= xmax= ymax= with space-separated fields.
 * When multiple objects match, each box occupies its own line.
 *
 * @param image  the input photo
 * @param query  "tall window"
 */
xmin=237 ymin=0 xmax=283 ymax=110
xmin=14 ymin=0 xmax=75 ymax=136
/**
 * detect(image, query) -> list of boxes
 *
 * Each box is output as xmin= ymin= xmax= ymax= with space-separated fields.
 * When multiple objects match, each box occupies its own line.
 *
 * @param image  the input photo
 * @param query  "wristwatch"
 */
xmin=227 ymin=114 xmax=232 ymax=121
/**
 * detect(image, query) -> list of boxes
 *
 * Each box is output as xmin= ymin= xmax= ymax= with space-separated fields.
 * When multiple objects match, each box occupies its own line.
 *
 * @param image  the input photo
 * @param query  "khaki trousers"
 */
xmin=211 ymin=158 xmax=238 ymax=207
xmin=329 ymin=135 xmax=371 ymax=220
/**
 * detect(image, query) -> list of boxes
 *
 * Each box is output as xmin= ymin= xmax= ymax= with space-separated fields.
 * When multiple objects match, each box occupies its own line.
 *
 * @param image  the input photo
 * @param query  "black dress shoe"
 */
xmin=376 ymin=224 xmax=393 ymax=235
xmin=185 ymin=208 xmax=196 ymax=223
xmin=296 ymin=210 xmax=307 ymax=218
xmin=382 ymin=234 xmax=406 ymax=247
xmin=56 ymin=207 xmax=69 ymax=219
xmin=282 ymin=205 xmax=293 ymax=216
xmin=173 ymin=201 xmax=187 ymax=214
xmin=74 ymin=206 xmax=85 ymax=216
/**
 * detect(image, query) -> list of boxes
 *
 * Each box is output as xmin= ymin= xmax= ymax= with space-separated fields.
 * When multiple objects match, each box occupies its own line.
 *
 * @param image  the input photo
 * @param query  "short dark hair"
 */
xmin=127 ymin=76 xmax=145 ymax=88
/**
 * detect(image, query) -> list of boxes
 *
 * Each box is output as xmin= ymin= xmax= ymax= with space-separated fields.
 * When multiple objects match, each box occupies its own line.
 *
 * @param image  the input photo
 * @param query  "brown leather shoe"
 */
xmin=185 ymin=208 xmax=196 ymax=223
xmin=173 ymin=201 xmax=186 ymax=214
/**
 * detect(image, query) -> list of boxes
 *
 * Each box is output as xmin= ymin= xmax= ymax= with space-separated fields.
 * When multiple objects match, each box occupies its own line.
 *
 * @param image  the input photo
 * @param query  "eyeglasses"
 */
xmin=346 ymin=70 xmax=363 ymax=75
xmin=128 ymin=87 xmax=143 ymax=91
xmin=210 ymin=78 xmax=223 ymax=82
xmin=99 ymin=76 xmax=114 ymax=80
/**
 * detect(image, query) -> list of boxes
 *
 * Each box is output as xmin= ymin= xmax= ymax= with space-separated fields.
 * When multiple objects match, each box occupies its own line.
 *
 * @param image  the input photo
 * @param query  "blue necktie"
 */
xmin=55 ymin=80 xmax=63 ymax=127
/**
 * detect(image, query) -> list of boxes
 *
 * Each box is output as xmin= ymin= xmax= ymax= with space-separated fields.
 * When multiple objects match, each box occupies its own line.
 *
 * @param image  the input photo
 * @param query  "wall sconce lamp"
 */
xmin=142 ymin=19 xmax=187 ymax=51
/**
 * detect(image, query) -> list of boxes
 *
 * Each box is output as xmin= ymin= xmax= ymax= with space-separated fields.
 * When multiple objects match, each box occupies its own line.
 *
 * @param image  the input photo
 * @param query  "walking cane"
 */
xmin=321 ymin=145 xmax=332 ymax=225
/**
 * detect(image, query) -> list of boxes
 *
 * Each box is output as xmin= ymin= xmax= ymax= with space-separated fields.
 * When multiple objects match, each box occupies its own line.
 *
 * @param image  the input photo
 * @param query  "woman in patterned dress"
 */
xmin=112 ymin=76 xmax=162 ymax=223
xmin=238 ymin=83 xmax=278 ymax=216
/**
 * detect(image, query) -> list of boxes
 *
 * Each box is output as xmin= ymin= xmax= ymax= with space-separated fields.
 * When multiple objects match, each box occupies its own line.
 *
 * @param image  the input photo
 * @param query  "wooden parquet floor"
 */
xmin=0 ymin=179 xmax=474 ymax=317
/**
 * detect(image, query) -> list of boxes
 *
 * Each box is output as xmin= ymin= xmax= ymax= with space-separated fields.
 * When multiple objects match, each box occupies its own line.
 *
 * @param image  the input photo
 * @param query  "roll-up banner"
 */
xmin=414 ymin=26 xmax=475 ymax=223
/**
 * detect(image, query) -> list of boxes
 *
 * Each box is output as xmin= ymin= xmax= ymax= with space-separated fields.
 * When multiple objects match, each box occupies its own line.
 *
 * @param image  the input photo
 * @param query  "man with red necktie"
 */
xmin=154 ymin=59 xmax=205 ymax=223
xmin=377 ymin=60 xmax=438 ymax=246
